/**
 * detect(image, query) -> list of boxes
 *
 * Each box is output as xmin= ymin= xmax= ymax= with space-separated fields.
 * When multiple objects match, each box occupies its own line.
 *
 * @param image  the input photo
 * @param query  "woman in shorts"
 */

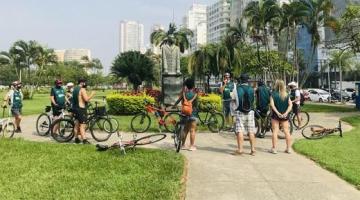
xmin=269 ymin=80 xmax=293 ymax=154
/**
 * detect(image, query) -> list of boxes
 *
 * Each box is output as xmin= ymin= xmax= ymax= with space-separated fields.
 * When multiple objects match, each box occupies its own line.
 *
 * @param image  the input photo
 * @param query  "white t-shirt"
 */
xmin=294 ymin=89 xmax=301 ymax=105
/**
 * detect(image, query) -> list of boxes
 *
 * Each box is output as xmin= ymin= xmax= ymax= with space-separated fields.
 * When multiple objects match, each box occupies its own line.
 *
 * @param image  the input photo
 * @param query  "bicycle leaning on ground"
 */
xmin=0 ymin=107 xmax=15 ymax=138
xmin=35 ymin=105 xmax=71 ymax=136
xmin=50 ymin=102 xmax=117 ymax=143
xmin=95 ymin=131 xmax=166 ymax=155
xmin=130 ymin=100 xmax=180 ymax=133
xmin=301 ymin=121 xmax=343 ymax=139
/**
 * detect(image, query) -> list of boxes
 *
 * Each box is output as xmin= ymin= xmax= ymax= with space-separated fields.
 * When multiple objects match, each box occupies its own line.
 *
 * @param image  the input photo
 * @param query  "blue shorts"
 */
xmin=11 ymin=108 xmax=22 ymax=117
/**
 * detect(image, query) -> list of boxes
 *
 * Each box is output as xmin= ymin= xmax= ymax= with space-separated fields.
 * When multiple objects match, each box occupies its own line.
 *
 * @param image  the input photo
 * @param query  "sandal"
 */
xmin=231 ymin=150 xmax=243 ymax=156
xmin=268 ymin=148 xmax=277 ymax=154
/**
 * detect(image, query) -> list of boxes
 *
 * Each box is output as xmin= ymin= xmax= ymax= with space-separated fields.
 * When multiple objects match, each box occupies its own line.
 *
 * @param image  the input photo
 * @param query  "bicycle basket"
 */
xmin=95 ymin=106 xmax=107 ymax=116
xmin=45 ymin=106 xmax=52 ymax=112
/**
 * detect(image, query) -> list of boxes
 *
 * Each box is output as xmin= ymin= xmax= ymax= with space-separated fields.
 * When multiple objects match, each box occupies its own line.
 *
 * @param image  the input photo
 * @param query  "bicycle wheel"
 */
xmin=164 ymin=112 xmax=180 ymax=133
xmin=207 ymin=112 xmax=225 ymax=133
xmin=132 ymin=133 xmax=166 ymax=146
xmin=2 ymin=122 xmax=15 ymax=138
xmin=105 ymin=117 xmax=119 ymax=133
xmin=302 ymin=125 xmax=326 ymax=139
xmin=292 ymin=111 xmax=310 ymax=129
xmin=36 ymin=113 xmax=51 ymax=136
xmin=90 ymin=117 xmax=113 ymax=142
xmin=51 ymin=118 xmax=75 ymax=143
xmin=130 ymin=113 xmax=151 ymax=133
xmin=174 ymin=122 xmax=183 ymax=153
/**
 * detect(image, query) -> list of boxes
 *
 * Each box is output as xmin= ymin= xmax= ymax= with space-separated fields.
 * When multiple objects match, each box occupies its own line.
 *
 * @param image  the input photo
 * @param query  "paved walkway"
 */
xmin=14 ymin=112 xmax=360 ymax=200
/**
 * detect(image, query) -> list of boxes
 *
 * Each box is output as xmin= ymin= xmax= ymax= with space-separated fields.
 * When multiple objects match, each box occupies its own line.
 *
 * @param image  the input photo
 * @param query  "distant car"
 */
xmin=307 ymin=89 xmax=330 ymax=102
xmin=331 ymin=91 xmax=351 ymax=102
xmin=343 ymin=88 xmax=355 ymax=97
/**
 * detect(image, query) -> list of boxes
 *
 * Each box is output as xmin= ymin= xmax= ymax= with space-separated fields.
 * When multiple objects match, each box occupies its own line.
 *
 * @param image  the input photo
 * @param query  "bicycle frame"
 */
xmin=0 ymin=108 xmax=13 ymax=137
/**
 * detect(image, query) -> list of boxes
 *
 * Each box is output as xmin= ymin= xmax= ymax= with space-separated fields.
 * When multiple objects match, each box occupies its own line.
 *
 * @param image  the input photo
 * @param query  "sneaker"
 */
xmin=15 ymin=127 xmax=21 ymax=133
xmin=82 ymin=139 xmax=90 ymax=145
xmin=74 ymin=138 xmax=81 ymax=144
xmin=269 ymin=148 xmax=277 ymax=154
xmin=285 ymin=149 xmax=292 ymax=154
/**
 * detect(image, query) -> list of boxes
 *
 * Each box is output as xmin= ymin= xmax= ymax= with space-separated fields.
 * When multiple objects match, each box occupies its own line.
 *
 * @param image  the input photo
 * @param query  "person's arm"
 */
xmin=284 ymin=97 xmax=293 ymax=116
xmin=50 ymin=88 xmax=57 ymax=106
xmin=270 ymin=96 xmax=281 ymax=116
xmin=80 ymin=88 xmax=95 ymax=102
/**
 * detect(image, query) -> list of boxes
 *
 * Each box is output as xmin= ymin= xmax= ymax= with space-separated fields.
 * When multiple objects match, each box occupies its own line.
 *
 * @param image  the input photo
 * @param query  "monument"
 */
xmin=161 ymin=24 xmax=183 ymax=105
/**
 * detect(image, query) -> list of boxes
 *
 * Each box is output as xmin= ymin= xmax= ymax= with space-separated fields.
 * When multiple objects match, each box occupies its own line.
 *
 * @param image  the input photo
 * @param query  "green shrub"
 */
xmin=22 ymin=87 xmax=31 ymax=100
xmin=198 ymin=94 xmax=222 ymax=112
xmin=106 ymin=93 xmax=155 ymax=115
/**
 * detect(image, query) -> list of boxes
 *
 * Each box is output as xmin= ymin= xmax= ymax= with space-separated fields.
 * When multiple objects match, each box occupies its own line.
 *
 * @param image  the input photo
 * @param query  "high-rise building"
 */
xmin=119 ymin=20 xmax=145 ymax=53
xmin=55 ymin=49 xmax=91 ymax=64
xmin=207 ymin=0 xmax=231 ymax=44
xmin=150 ymin=24 xmax=165 ymax=55
xmin=183 ymin=4 xmax=207 ymax=51
xmin=230 ymin=0 xmax=251 ymax=26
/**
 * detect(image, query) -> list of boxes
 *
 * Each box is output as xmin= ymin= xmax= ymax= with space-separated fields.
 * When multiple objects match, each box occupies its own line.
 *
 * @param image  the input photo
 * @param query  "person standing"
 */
xmin=50 ymin=80 xmax=66 ymax=119
xmin=255 ymin=80 xmax=271 ymax=117
xmin=233 ymin=74 xmax=256 ymax=156
xmin=288 ymin=82 xmax=302 ymax=128
xmin=219 ymin=73 xmax=236 ymax=128
xmin=72 ymin=79 xmax=95 ymax=144
xmin=269 ymin=80 xmax=293 ymax=154
xmin=3 ymin=81 xmax=23 ymax=133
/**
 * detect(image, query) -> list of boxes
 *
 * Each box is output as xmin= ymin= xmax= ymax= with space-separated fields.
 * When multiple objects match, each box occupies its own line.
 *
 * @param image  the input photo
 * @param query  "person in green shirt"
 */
xmin=255 ymin=80 xmax=271 ymax=117
xmin=50 ymin=80 xmax=66 ymax=118
xmin=269 ymin=80 xmax=293 ymax=154
xmin=219 ymin=73 xmax=236 ymax=128
xmin=2 ymin=81 xmax=23 ymax=133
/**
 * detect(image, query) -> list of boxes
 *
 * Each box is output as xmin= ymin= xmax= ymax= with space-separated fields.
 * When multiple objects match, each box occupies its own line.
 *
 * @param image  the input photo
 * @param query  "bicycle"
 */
xmin=194 ymin=104 xmax=225 ymax=133
xmin=290 ymin=110 xmax=310 ymax=129
xmin=130 ymin=100 xmax=180 ymax=133
xmin=173 ymin=114 xmax=189 ymax=153
xmin=91 ymin=96 xmax=119 ymax=133
xmin=35 ymin=105 xmax=71 ymax=136
xmin=95 ymin=131 xmax=166 ymax=155
xmin=0 ymin=107 xmax=15 ymax=138
xmin=254 ymin=110 xmax=293 ymax=139
xmin=50 ymin=102 xmax=116 ymax=143
xmin=302 ymin=121 xmax=343 ymax=140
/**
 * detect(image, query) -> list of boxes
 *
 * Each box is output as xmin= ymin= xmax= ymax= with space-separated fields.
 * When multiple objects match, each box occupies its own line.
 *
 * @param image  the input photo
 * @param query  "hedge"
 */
xmin=198 ymin=94 xmax=222 ymax=112
xmin=106 ymin=93 xmax=155 ymax=115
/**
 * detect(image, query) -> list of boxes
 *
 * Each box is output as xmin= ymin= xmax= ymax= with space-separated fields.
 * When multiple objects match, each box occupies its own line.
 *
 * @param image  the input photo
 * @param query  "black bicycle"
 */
xmin=302 ymin=121 xmax=342 ymax=140
xmin=173 ymin=114 xmax=189 ymax=153
xmin=290 ymin=111 xmax=310 ymax=129
xmin=50 ymin=102 xmax=117 ymax=143
xmin=194 ymin=104 xmax=225 ymax=133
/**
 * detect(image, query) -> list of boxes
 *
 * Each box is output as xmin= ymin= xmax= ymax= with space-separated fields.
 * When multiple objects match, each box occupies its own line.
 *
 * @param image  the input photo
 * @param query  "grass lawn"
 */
xmin=0 ymin=139 xmax=184 ymax=200
xmin=302 ymin=103 xmax=357 ymax=113
xmin=293 ymin=115 xmax=360 ymax=189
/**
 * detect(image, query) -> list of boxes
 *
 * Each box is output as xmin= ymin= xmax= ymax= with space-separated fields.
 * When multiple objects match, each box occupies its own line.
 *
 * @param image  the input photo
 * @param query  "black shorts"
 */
xmin=74 ymin=108 xmax=88 ymax=124
xmin=292 ymin=104 xmax=300 ymax=115
xmin=223 ymin=100 xmax=231 ymax=117
xmin=52 ymin=106 xmax=63 ymax=116
xmin=271 ymin=112 xmax=289 ymax=122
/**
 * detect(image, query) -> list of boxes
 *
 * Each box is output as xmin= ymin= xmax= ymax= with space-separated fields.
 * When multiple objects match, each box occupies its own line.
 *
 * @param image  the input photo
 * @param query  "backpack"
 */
xmin=181 ymin=92 xmax=197 ymax=116
xmin=300 ymin=92 xmax=305 ymax=106
xmin=237 ymin=85 xmax=252 ymax=113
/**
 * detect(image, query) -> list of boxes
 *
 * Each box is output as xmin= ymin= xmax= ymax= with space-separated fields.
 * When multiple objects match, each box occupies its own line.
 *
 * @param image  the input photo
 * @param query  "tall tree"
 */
xmin=150 ymin=23 xmax=193 ymax=53
xmin=111 ymin=51 xmax=155 ymax=91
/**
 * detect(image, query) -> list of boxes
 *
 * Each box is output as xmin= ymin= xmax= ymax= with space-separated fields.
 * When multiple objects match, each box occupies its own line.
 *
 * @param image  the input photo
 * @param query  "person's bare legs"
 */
xmin=296 ymin=112 xmax=302 ymax=128
xmin=235 ymin=132 xmax=244 ymax=153
xmin=74 ymin=121 xmax=80 ymax=140
xmin=182 ymin=123 xmax=190 ymax=149
xmin=79 ymin=123 xmax=86 ymax=140
xmin=15 ymin=115 xmax=21 ymax=129
xmin=271 ymin=119 xmax=280 ymax=152
xmin=189 ymin=121 xmax=197 ymax=150
xmin=280 ymin=120 xmax=292 ymax=152
xmin=248 ymin=133 xmax=256 ymax=154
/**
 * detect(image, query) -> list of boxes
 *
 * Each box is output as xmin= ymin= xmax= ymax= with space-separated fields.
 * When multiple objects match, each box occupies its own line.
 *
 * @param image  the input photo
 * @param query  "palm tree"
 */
xmin=188 ymin=44 xmax=217 ymax=92
xmin=0 ymin=51 xmax=23 ymax=81
xmin=150 ymin=23 xmax=193 ymax=53
xmin=298 ymin=0 xmax=338 ymax=86
xmin=244 ymin=0 xmax=281 ymax=75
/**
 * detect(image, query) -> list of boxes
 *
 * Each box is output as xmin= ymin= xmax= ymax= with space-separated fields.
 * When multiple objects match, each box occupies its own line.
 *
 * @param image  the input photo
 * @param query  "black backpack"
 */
xmin=237 ymin=85 xmax=251 ymax=113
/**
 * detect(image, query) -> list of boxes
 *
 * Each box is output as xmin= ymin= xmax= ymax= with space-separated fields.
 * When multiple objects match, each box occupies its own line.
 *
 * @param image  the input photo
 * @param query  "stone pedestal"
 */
xmin=162 ymin=75 xmax=183 ymax=105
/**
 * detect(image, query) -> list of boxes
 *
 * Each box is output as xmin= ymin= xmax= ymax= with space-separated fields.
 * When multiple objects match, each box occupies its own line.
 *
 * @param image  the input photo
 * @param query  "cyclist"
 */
xmin=2 ymin=81 xmax=23 ymax=133
xmin=50 ymin=80 xmax=66 ymax=120
xmin=288 ymin=82 xmax=302 ymax=128
xmin=255 ymin=80 xmax=271 ymax=117
xmin=219 ymin=72 xmax=236 ymax=129
xmin=72 ymin=78 xmax=95 ymax=144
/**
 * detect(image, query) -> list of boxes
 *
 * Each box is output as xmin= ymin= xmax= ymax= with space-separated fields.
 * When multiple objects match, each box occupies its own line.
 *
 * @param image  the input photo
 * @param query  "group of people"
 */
xmin=176 ymin=73 xmax=303 ymax=155
xmin=2 ymin=78 xmax=95 ymax=145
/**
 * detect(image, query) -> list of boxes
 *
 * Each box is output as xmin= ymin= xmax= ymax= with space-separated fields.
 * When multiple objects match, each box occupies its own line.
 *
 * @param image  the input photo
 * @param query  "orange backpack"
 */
xmin=181 ymin=92 xmax=196 ymax=116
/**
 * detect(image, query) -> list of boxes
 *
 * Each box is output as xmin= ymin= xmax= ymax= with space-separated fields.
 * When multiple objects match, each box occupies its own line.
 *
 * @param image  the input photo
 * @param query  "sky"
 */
xmin=0 ymin=0 xmax=214 ymax=74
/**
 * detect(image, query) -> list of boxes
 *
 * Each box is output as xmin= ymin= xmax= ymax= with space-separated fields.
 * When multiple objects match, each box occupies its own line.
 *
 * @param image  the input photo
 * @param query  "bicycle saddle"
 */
xmin=95 ymin=144 xmax=109 ymax=151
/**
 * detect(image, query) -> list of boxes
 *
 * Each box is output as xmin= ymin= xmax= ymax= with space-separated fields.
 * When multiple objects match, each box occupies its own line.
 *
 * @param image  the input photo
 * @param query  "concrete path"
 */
xmin=13 ymin=112 xmax=360 ymax=200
